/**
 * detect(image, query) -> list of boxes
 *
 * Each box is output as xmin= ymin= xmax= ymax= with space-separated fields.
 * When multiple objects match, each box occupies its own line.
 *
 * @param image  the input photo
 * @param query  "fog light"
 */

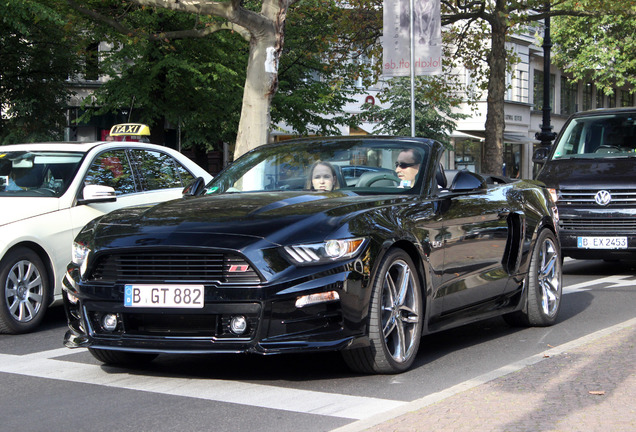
xmin=102 ymin=314 xmax=118 ymax=331
xmin=230 ymin=315 xmax=248 ymax=335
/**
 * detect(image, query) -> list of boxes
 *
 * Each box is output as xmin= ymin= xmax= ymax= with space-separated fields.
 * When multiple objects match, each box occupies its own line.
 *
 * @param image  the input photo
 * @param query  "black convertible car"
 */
xmin=63 ymin=137 xmax=562 ymax=374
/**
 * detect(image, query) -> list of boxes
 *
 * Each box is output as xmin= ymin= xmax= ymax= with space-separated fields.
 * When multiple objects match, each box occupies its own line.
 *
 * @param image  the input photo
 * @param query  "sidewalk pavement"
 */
xmin=337 ymin=318 xmax=636 ymax=432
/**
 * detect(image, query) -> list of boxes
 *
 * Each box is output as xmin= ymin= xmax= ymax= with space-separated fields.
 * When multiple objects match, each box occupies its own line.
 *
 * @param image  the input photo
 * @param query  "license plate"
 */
xmin=577 ymin=236 xmax=628 ymax=249
xmin=124 ymin=284 xmax=204 ymax=308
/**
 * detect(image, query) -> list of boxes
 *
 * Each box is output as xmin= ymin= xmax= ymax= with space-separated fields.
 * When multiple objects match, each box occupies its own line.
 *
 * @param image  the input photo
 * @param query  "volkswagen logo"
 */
xmin=594 ymin=190 xmax=612 ymax=206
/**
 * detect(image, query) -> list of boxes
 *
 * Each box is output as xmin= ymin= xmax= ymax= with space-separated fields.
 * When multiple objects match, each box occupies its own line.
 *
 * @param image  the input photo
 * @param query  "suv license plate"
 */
xmin=124 ymin=284 xmax=204 ymax=308
xmin=577 ymin=236 xmax=628 ymax=249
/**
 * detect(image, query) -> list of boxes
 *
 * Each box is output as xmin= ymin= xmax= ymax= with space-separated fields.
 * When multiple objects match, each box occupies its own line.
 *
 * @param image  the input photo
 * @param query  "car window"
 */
xmin=84 ymin=150 xmax=137 ymax=195
xmin=0 ymin=151 xmax=83 ymax=197
xmin=131 ymin=149 xmax=194 ymax=191
xmin=208 ymin=141 xmax=429 ymax=194
xmin=553 ymin=113 xmax=636 ymax=159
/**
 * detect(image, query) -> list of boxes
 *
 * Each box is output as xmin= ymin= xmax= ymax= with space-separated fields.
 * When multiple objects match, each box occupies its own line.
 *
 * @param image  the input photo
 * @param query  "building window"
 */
xmin=516 ymin=70 xmax=527 ymax=103
xmin=596 ymin=89 xmax=604 ymax=108
xmin=583 ymin=82 xmax=593 ymax=111
xmin=503 ymin=143 xmax=521 ymax=178
xmin=560 ymin=77 xmax=577 ymax=115
xmin=608 ymin=91 xmax=616 ymax=108
xmin=505 ymin=70 xmax=513 ymax=101
xmin=84 ymin=42 xmax=100 ymax=81
xmin=533 ymin=70 xmax=555 ymax=110
xmin=620 ymin=90 xmax=633 ymax=107
xmin=454 ymin=140 xmax=482 ymax=172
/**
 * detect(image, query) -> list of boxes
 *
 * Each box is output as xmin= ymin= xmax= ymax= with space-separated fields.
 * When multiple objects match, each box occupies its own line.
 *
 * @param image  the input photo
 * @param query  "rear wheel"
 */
xmin=504 ymin=229 xmax=562 ymax=327
xmin=0 ymin=247 xmax=49 ymax=334
xmin=88 ymin=348 xmax=158 ymax=365
xmin=343 ymin=249 xmax=422 ymax=374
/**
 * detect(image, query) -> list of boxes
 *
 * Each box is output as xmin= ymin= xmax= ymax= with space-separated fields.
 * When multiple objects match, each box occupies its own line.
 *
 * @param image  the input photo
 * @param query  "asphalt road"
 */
xmin=1 ymin=258 xmax=634 ymax=432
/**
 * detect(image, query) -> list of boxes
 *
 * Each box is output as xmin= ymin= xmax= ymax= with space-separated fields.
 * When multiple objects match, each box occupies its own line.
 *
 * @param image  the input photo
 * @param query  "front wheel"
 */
xmin=0 ymin=247 xmax=49 ymax=334
xmin=504 ymin=229 xmax=562 ymax=327
xmin=343 ymin=249 xmax=423 ymax=374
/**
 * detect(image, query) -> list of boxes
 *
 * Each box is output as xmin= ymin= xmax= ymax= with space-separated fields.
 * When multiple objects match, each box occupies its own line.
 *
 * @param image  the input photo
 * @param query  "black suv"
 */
xmin=535 ymin=107 xmax=636 ymax=260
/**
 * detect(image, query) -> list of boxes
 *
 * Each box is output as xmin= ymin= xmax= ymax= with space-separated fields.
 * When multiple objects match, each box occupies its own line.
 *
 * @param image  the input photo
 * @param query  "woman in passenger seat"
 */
xmin=306 ymin=161 xmax=339 ymax=192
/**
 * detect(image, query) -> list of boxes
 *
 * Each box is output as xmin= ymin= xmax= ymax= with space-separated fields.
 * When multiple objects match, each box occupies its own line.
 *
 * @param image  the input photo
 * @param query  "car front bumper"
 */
xmin=557 ymin=207 xmax=636 ymax=259
xmin=62 ymin=263 xmax=371 ymax=356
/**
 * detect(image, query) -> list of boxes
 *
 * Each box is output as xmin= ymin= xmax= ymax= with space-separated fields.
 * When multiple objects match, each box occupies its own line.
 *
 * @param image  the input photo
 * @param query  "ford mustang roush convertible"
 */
xmin=63 ymin=137 xmax=562 ymax=374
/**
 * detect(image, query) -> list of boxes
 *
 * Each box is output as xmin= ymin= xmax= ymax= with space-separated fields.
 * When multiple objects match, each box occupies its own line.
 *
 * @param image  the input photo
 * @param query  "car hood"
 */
xmin=92 ymin=191 xmax=404 ymax=251
xmin=0 ymin=198 xmax=59 ymax=226
xmin=537 ymin=157 xmax=636 ymax=189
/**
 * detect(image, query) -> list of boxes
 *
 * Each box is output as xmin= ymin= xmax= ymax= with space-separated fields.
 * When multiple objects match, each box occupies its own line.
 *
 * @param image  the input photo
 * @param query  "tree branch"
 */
xmin=66 ymin=0 xmax=252 ymax=42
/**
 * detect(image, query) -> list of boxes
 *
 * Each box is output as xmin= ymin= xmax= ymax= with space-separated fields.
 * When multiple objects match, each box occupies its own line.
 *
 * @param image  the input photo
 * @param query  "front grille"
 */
xmin=558 ymin=189 xmax=636 ymax=207
xmin=90 ymin=252 xmax=261 ymax=284
xmin=560 ymin=217 xmax=636 ymax=233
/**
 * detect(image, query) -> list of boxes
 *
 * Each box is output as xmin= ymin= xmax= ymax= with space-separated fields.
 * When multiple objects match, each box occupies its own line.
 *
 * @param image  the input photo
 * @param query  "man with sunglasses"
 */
xmin=395 ymin=148 xmax=421 ymax=187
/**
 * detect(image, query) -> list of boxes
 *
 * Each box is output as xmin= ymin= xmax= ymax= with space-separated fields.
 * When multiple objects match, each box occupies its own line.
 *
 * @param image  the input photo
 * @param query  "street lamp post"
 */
xmin=535 ymin=3 xmax=557 ymax=149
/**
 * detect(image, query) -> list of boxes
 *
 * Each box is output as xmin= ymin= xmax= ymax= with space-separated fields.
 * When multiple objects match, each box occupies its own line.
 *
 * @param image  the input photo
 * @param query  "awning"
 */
xmin=451 ymin=131 xmax=485 ymax=141
xmin=452 ymin=131 xmax=538 ymax=145
xmin=503 ymin=133 xmax=538 ymax=145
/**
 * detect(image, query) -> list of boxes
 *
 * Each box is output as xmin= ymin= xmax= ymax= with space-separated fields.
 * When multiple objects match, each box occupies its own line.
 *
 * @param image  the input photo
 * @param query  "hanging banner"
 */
xmin=383 ymin=0 xmax=442 ymax=77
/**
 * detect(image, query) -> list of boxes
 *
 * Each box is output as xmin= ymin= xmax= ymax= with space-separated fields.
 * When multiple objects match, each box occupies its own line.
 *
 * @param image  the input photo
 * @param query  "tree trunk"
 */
xmin=483 ymin=20 xmax=507 ymax=175
xmin=233 ymin=2 xmax=287 ymax=159
xmin=233 ymin=32 xmax=279 ymax=159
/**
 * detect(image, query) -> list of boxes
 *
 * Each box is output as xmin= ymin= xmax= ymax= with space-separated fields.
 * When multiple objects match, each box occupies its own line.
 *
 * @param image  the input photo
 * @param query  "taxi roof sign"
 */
xmin=109 ymin=123 xmax=151 ymax=137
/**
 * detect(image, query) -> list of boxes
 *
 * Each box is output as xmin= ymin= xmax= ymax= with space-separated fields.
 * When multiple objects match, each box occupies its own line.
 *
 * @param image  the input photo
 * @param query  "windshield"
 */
xmin=207 ymin=139 xmax=430 ymax=194
xmin=0 ymin=151 xmax=84 ymax=197
xmin=553 ymin=112 xmax=636 ymax=159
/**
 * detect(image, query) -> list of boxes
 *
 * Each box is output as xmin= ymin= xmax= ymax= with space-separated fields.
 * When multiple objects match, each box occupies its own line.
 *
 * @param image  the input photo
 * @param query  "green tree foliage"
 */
xmin=272 ymin=0 xmax=380 ymax=136
xmin=0 ymin=0 xmax=83 ymax=143
xmin=363 ymin=76 xmax=467 ymax=144
xmin=552 ymin=1 xmax=636 ymax=96
xmin=67 ymin=0 xmax=377 ymax=151
xmin=76 ymin=4 xmax=247 ymax=151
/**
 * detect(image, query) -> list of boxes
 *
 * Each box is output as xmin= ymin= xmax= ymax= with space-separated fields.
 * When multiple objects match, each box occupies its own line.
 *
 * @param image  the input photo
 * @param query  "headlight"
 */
xmin=284 ymin=237 xmax=367 ymax=265
xmin=72 ymin=241 xmax=90 ymax=267
xmin=548 ymin=188 xmax=559 ymax=203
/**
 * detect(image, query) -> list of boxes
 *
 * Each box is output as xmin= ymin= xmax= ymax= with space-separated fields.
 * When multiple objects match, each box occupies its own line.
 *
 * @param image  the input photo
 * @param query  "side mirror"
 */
xmin=182 ymin=177 xmax=207 ymax=196
xmin=532 ymin=147 xmax=551 ymax=164
xmin=79 ymin=184 xmax=117 ymax=204
xmin=449 ymin=170 xmax=487 ymax=192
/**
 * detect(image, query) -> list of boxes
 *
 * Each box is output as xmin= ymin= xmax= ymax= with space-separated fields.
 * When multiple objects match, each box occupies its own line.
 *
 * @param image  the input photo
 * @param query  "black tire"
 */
xmin=88 ymin=348 xmax=158 ymax=365
xmin=342 ymin=249 xmax=423 ymax=374
xmin=0 ymin=247 xmax=49 ymax=334
xmin=504 ymin=229 xmax=562 ymax=327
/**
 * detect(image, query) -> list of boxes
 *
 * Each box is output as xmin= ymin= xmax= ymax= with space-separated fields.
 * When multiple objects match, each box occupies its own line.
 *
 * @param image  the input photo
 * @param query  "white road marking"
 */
xmin=0 ymin=349 xmax=405 ymax=420
xmin=563 ymin=274 xmax=636 ymax=293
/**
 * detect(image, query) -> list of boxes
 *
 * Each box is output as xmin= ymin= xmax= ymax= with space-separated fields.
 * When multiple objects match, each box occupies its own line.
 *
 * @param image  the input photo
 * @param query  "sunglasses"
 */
xmin=395 ymin=161 xmax=418 ymax=169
